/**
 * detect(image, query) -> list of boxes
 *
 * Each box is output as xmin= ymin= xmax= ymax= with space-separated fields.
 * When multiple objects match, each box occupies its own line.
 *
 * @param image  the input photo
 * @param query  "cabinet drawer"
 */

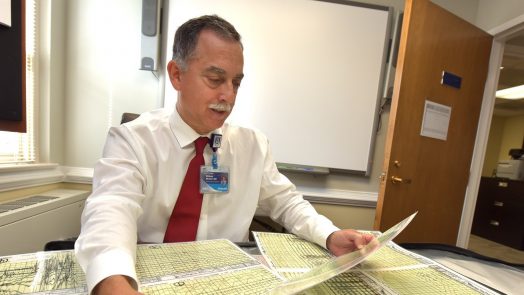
xmin=472 ymin=177 xmax=524 ymax=250
xmin=472 ymin=208 xmax=524 ymax=250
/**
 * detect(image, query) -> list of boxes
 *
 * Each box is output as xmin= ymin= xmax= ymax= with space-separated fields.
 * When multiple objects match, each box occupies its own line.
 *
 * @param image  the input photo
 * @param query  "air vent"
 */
xmin=0 ymin=195 xmax=58 ymax=214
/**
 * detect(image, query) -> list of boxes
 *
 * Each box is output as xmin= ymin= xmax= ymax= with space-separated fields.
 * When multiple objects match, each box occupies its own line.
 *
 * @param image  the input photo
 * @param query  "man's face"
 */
xmin=168 ymin=30 xmax=244 ymax=135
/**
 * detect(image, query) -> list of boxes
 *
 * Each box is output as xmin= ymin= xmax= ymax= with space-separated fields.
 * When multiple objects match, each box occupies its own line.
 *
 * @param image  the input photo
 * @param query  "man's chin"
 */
xmin=204 ymin=119 xmax=228 ymax=133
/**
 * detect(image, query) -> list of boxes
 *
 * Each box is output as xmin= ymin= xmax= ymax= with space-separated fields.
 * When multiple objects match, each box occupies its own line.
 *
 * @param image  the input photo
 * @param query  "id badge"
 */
xmin=200 ymin=166 xmax=229 ymax=193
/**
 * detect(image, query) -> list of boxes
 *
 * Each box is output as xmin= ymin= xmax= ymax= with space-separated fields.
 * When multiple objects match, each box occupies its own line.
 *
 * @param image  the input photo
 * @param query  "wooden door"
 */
xmin=374 ymin=0 xmax=493 ymax=244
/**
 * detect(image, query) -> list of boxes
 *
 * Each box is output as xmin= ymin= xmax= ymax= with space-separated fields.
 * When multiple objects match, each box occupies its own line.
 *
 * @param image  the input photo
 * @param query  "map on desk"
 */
xmin=0 ymin=211 xmax=499 ymax=294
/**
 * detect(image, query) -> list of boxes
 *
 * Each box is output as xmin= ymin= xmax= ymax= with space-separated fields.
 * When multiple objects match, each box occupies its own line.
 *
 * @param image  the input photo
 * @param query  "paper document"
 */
xmin=0 ymin=239 xmax=282 ymax=294
xmin=266 ymin=212 xmax=417 ymax=294
xmin=255 ymin=212 xmax=498 ymax=295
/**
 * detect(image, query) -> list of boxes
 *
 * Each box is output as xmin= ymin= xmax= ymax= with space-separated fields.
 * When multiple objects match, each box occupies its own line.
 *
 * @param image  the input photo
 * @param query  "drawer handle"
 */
xmin=489 ymin=220 xmax=500 ymax=226
xmin=493 ymin=201 xmax=504 ymax=207
xmin=497 ymin=182 xmax=508 ymax=187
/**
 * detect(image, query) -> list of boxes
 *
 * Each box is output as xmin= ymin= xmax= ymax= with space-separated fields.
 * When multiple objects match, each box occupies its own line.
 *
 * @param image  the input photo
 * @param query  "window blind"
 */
xmin=0 ymin=0 xmax=36 ymax=163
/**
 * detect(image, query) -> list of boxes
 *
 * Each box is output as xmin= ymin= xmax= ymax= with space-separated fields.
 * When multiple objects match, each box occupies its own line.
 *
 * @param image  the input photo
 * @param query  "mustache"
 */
xmin=209 ymin=103 xmax=232 ymax=112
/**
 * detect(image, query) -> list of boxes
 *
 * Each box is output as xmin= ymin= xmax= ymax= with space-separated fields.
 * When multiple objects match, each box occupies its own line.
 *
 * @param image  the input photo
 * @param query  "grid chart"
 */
xmin=254 ymin=232 xmax=332 ymax=269
xmin=254 ymin=232 xmax=498 ymax=295
xmin=136 ymin=240 xmax=260 ymax=284
xmin=357 ymin=243 xmax=432 ymax=270
xmin=141 ymin=265 xmax=282 ymax=295
xmin=366 ymin=265 xmax=498 ymax=295
xmin=0 ymin=251 xmax=86 ymax=294
xmin=300 ymin=272 xmax=386 ymax=295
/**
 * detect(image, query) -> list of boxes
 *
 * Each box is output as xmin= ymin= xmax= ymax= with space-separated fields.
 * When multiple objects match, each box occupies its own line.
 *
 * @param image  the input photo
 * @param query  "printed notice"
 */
xmin=420 ymin=100 xmax=451 ymax=141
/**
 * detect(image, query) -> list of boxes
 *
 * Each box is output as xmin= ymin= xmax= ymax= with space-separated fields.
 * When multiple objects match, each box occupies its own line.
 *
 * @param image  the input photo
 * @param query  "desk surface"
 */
xmin=0 ymin=234 xmax=515 ymax=294
xmin=411 ymin=248 xmax=524 ymax=295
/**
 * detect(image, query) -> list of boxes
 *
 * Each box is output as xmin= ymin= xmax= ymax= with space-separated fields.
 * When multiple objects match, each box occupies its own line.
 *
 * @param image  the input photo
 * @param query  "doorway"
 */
xmin=459 ymin=15 xmax=524 ymax=264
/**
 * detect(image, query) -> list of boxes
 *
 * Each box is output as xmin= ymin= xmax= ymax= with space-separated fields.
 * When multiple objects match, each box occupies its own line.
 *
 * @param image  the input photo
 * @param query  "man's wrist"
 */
xmin=93 ymin=275 xmax=136 ymax=294
xmin=326 ymin=230 xmax=338 ymax=251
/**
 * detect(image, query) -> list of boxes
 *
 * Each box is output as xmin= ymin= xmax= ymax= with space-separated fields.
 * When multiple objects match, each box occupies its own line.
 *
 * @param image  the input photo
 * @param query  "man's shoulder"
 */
xmin=126 ymin=109 xmax=170 ymax=124
xmin=121 ymin=108 xmax=171 ymax=131
xmin=107 ymin=109 xmax=172 ymax=144
xmin=223 ymin=123 xmax=268 ymax=143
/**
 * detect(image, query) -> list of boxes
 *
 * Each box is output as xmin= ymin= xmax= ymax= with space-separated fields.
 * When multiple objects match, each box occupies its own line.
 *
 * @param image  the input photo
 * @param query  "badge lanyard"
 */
xmin=210 ymin=133 xmax=221 ymax=169
xmin=200 ymin=133 xmax=229 ymax=193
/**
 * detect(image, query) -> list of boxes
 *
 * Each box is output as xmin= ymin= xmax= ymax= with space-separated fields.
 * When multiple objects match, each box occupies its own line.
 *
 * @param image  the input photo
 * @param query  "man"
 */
xmin=75 ymin=15 xmax=373 ymax=294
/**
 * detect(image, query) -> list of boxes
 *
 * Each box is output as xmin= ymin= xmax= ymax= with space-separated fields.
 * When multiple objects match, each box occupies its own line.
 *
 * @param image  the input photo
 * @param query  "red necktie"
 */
xmin=164 ymin=137 xmax=208 ymax=242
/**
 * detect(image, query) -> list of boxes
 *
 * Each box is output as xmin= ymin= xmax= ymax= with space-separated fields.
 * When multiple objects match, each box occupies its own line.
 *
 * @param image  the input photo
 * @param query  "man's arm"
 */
xmin=256 ymin=140 xmax=339 ymax=248
xmin=75 ymin=127 xmax=146 ymax=293
xmin=257 ymin=138 xmax=374 ymax=253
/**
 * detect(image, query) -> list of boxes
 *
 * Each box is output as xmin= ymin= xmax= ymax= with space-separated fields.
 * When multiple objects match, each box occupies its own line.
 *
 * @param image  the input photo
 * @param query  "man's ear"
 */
xmin=167 ymin=60 xmax=183 ymax=90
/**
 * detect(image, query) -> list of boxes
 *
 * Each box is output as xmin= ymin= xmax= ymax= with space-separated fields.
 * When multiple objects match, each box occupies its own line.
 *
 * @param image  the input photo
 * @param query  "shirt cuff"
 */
xmin=85 ymin=248 xmax=138 ymax=294
xmin=312 ymin=219 xmax=340 ymax=250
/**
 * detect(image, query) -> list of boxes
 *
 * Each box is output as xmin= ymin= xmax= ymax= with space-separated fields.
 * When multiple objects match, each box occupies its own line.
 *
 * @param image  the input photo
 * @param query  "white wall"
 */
xmin=38 ymin=0 xmax=67 ymax=164
xmin=47 ymin=0 xmax=524 ymax=195
xmin=476 ymin=0 xmax=524 ymax=31
xmin=62 ymin=0 xmax=160 ymax=167
xmin=432 ymin=0 xmax=479 ymax=25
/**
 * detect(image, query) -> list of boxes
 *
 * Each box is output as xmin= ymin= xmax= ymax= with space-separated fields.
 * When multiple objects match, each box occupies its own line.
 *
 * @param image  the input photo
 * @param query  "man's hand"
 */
xmin=326 ymin=229 xmax=375 ymax=256
xmin=93 ymin=275 xmax=142 ymax=295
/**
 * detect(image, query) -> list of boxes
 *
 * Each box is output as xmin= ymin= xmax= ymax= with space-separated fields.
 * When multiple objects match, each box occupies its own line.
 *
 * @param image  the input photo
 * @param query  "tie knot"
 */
xmin=194 ymin=137 xmax=208 ymax=155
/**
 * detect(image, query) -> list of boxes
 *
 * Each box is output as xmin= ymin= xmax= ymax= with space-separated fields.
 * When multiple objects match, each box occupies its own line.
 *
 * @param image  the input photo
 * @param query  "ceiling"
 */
xmin=495 ymin=32 xmax=524 ymax=116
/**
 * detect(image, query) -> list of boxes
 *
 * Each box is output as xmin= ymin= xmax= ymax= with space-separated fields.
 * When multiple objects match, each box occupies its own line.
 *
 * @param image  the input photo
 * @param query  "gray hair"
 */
xmin=172 ymin=15 xmax=242 ymax=71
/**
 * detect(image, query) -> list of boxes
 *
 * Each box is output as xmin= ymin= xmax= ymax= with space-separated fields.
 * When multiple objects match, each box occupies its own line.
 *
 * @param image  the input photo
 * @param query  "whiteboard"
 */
xmin=164 ymin=0 xmax=392 ymax=174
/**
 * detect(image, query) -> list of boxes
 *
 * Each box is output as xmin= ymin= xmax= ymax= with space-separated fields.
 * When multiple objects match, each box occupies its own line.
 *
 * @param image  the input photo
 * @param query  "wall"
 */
xmin=482 ymin=116 xmax=505 ymax=176
xmin=498 ymin=115 xmax=524 ymax=160
xmin=282 ymin=0 xmax=480 ymax=195
xmin=476 ymin=0 xmax=524 ymax=31
xmin=54 ymin=0 xmax=414 ymax=194
xmin=47 ymin=0 xmax=487 ymax=195
xmin=432 ymin=0 xmax=479 ymax=25
xmin=62 ymin=0 xmax=160 ymax=167
xmin=482 ymin=115 xmax=524 ymax=177
xmin=312 ymin=203 xmax=375 ymax=230
xmin=38 ymin=0 xmax=67 ymax=164
xmin=44 ymin=0 xmax=524 ymax=223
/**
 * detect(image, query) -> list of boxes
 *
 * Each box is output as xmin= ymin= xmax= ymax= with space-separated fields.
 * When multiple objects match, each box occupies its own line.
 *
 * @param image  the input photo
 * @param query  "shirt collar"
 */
xmin=170 ymin=109 xmax=222 ymax=149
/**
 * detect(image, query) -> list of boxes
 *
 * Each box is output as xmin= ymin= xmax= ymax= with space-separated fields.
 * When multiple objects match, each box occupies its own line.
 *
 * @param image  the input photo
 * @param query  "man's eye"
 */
xmin=233 ymin=80 xmax=241 ymax=90
xmin=207 ymin=77 xmax=223 ymax=86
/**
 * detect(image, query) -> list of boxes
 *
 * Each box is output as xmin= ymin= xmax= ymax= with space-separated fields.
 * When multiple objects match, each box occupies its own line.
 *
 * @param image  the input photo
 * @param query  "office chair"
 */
xmin=44 ymin=237 xmax=77 ymax=251
xmin=121 ymin=112 xmax=140 ymax=124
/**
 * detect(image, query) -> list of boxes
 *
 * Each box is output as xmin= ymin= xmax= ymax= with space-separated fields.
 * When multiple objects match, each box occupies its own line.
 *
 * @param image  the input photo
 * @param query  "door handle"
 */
xmin=489 ymin=220 xmax=500 ymax=226
xmin=390 ymin=176 xmax=412 ymax=184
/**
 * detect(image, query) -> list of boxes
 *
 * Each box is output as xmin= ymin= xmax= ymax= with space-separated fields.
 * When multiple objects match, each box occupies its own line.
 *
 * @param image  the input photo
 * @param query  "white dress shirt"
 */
xmin=75 ymin=108 xmax=339 ymax=292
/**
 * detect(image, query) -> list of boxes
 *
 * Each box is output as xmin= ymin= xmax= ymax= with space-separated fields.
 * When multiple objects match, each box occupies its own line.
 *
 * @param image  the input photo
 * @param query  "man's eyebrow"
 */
xmin=204 ymin=66 xmax=226 ymax=75
xmin=204 ymin=66 xmax=244 ymax=80
xmin=234 ymin=73 xmax=245 ymax=80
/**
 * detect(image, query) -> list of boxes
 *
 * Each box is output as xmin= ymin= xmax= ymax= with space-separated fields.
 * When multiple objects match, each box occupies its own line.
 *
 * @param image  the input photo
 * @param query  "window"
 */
xmin=0 ymin=0 xmax=36 ymax=164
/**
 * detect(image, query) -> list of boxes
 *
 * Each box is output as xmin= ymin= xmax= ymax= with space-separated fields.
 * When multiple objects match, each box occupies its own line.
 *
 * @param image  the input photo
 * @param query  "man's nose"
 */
xmin=218 ymin=82 xmax=236 ymax=102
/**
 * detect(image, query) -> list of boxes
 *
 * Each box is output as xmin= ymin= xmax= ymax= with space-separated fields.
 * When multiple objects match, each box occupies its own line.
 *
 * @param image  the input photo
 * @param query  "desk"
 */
xmin=0 ymin=235 xmax=517 ymax=294
xmin=410 ymin=248 xmax=524 ymax=295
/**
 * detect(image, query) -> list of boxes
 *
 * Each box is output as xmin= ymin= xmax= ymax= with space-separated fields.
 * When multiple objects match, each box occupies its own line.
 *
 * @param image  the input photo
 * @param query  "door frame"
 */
xmin=457 ymin=13 xmax=524 ymax=248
